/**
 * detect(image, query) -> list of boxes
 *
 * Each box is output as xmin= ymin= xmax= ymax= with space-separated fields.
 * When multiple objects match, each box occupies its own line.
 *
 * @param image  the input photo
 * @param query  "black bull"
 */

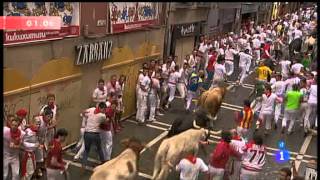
xmin=289 ymin=38 xmax=303 ymax=60
xmin=167 ymin=108 xmax=213 ymax=156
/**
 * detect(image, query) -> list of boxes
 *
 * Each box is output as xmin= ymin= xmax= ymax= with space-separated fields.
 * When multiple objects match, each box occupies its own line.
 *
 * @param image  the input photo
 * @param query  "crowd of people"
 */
xmin=3 ymin=4 xmax=317 ymax=180
xmin=132 ymin=5 xmax=317 ymax=180
xmin=4 ymin=74 xmax=127 ymax=179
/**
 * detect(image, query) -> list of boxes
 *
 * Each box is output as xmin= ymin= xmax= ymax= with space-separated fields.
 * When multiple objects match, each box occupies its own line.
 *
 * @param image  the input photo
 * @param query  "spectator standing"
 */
xmin=92 ymin=79 xmax=108 ymax=106
xmin=82 ymin=102 xmax=107 ymax=168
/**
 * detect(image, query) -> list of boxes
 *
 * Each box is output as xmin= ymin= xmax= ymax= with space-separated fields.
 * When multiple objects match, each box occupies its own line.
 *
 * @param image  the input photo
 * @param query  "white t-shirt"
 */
xmin=4 ymin=126 xmax=25 ymax=157
xmin=261 ymin=93 xmax=278 ymax=114
xmin=272 ymin=81 xmax=286 ymax=96
xmin=83 ymin=107 xmax=106 ymax=133
xmin=140 ymin=75 xmax=151 ymax=95
xmin=252 ymin=38 xmax=261 ymax=49
xmin=308 ymin=85 xmax=317 ymax=104
xmin=238 ymin=52 xmax=252 ymax=67
xmin=242 ymin=143 xmax=266 ymax=171
xmin=92 ymin=87 xmax=108 ymax=103
xmin=213 ymin=63 xmax=226 ymax=80
xmin=285 ymin=77 xmax=300 ymax=92
xmin=225 ymin=48 xmax=238 ymax=60
xmin=176 ymin=158 xmax=208 ymax=180
xmin=293 ymin=29 xmax=303 ymax=39
xmin=168 ymin=71 xmax=181 ymax=85
xmin=218 ymin=48 xmax=225 ymax=56
xmin=279 ymin=60 xmax=291 ymax=76
xmin=198 ymin=43 xmax=208 ymax=54
xmin=291 ymin=63 xmax=304 ymax=75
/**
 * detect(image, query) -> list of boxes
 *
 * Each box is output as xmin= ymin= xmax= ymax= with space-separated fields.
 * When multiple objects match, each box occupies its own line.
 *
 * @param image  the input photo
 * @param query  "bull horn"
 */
xmin=205 ymin=129 xmax=209 ymax=135
xmin=210 ymin=130 xmax=222 ymax=135
xmin=193 ymin=120 xmax=201 ymax=129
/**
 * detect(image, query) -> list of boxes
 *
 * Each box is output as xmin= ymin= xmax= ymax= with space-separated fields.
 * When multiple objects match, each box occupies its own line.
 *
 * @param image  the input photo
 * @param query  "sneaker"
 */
xmin=157 ymin=112 xmax=164 ymax=116
xmin=147 ymin=119 xmax=156 ymax=122
xmin=73 ymin=157 xmax=79 ymax=162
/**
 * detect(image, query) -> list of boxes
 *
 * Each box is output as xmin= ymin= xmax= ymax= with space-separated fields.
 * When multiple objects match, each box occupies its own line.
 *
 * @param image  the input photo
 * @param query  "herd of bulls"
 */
xmin=90 ymin=85 xmax=226 ymax=180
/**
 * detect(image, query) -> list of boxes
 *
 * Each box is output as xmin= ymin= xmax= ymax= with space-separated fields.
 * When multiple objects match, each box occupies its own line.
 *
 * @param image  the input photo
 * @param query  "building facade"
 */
xmin=4 ymin=2 xmax=165 ymax=144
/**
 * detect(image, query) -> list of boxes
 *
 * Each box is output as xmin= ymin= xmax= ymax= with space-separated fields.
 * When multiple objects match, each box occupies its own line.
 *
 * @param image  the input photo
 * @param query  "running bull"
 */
xmin=152 ymin=128 xmax=210 ymax=180
xmin=198 ymin=85 xmax=227 ymax=121
xmin=90 ymin=137 xmax=145 ymax=180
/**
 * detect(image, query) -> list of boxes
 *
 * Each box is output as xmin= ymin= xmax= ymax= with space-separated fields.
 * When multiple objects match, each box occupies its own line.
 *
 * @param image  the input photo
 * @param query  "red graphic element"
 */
xmin=3 ymin=26 xmax=80 ymax=46
xmin=0 ymin=16 xmax=61 ymax=30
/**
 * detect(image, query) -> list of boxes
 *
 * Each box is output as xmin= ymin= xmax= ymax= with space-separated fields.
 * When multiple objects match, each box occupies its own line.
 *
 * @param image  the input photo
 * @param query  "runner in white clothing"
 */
xmin=224 ymin=45 xmax=239 ymax=76
xmin=175 ymin=152 xmax=209 ymax=180
xmin=166 ymin=65 xmax=181 ymax=108
xmin=271 ymin=74 xmax=286 ymax=129
xmin=279 ymin=59 xmax=291 ymax=80
xmin=240 ymin=134 xmax=266 ymax=180
xmin=237 ymin=49 xmax=253 ymax=85
xmin=210 ymin=55 xmax=226 ymax=89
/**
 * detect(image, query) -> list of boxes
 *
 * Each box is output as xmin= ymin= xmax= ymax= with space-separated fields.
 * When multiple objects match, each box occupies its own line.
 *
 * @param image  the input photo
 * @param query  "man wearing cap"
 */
xmin=16 ymin=108 xmax=28 ymax=131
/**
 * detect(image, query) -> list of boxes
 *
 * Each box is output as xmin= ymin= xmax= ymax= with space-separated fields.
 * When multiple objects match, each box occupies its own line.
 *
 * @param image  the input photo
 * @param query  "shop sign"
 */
xmin=75 ymin=40 xmax=112 ymax=65
xmin=3 ymin=2 xmax=80 ymax=46
xmin=174 ymin=22 xmax=199 ymax=38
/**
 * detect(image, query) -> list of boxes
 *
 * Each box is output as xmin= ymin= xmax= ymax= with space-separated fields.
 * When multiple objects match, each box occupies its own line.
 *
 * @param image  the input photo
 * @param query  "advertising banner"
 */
xmin=3 ymin=2 xmax=80 ymax=46
xmin=109 ymin=2 xmax=159 ymax=33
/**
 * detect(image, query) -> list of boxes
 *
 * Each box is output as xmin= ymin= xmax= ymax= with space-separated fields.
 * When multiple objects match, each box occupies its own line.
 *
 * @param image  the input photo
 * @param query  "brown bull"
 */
xmin=197 ymin=85 xmax=227 ymax=121
xmin=90 ymin=137 xmax=145 ymax=180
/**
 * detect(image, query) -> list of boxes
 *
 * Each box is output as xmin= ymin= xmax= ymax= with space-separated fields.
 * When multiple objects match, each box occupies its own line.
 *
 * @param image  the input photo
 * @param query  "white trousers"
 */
xmin=274 ymin=101 xmax=283 ymax=124
xmin=259 ymin=113 xmax=273 ymax=130
xmin=225 ymin=60 xmax=234 ymax=76
xmin=100 ymin=130 xmax=113 ymax=161
xmin=254 ymin=50 xmax=260 ymax=61
xmin=136 ymin=91 xmax=148 ymax=123
xmin=282 ymin=109 xmax=299 ymax=132
xmin=74 ymin=128 xmax=85 ymax=159
xmin=208 ymin=165 xmax=225 ymax=180
xmin=240 ymin=168 xmax=260 ymax=180
xmin=246 ymin=59 xmax=252 ymax=72
xmin=168 ymin=84 xmax=177 ymax=104
xmin=239 ymin=66 xmax=247 ymax=84
xmin=299 ymin=102 xmax=308 ymax=123
xmin=304 ymin=103 xmax=317 ymax=131
xmin=186 ymin=90 xmax=197 ymax=110
xmin=4 ymin=155 xmax=20 ymax=180
xmin=148 ymin=93 xmax=157 ymax=120
xmin=177 ymin=83 xmax=187 ymax=99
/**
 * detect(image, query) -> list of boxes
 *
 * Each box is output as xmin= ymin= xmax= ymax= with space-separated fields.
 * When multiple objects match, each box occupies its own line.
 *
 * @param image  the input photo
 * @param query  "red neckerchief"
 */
xmin=29 ymin=124 xmax=39 ymax=132
xmin=99 ymin=86 xmax=104 ymax=91
xmin=94 ymin=108 xmax=101 ymax=114
xmin=48 ymin=103 xmax=55 ymax=109
xmin=10 ymin=128 xmax=21 ymax=145
xmin=232 ymin=135 xmax=241 ymax=141
xmin=265 ymin=92 xmax=271 ymax=98
xmin=111 ymin=81 xmax=116 ymax=89
xmin=185 ymin=154 xmax=197 ymax=164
